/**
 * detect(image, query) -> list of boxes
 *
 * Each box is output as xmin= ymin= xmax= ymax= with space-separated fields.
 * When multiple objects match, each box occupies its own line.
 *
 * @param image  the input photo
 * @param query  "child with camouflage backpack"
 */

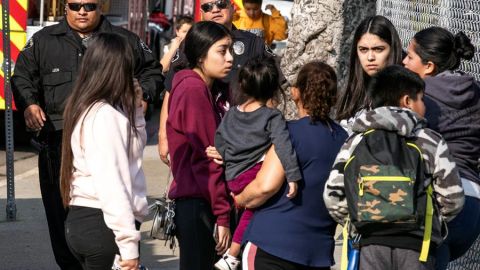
xmin=324 ymin=65 xmax=464 ymax=270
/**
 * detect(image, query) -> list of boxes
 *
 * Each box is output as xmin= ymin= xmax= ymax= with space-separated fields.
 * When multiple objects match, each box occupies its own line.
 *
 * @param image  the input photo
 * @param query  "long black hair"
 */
xmin=335 ymin=15 xmax=402 ymax=120
xmin=412 ymin=27 xmax=475 ymax=75
xmin=60 ymin=33 xmax=136 ymax=207
xmin=184 ymin=21 xmax=232 ymax=69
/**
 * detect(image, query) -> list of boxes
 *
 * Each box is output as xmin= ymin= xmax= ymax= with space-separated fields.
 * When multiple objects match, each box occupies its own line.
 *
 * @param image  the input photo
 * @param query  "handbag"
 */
xmin=149 ymin=169 xmax=176 ymax=250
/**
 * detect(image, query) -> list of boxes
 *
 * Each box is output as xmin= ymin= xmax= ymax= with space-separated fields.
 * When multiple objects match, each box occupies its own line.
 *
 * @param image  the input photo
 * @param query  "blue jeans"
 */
xmin=435 ymin=196 xmax=480 ymax=270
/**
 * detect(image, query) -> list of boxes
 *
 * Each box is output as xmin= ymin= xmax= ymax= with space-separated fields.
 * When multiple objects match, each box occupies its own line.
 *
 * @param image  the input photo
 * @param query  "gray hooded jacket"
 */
xmin=424 ymin=71 xmax=480 ymax=186
xmin=324 ymin=107 xmax=464 ymax=249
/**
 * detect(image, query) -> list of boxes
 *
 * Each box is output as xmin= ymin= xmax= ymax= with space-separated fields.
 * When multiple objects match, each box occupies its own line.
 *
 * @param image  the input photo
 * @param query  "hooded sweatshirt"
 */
xmin=70 ymin=102 xmax=148 ymax=260
xmin=233 ymin=6 xmax=287 ymax=45
xmin=424 ymin=71 xmax=480 ymax=192
xmin=166 ymin=70 xmax=230 ymax=227
xmin=324 ymin=107 xmax=464 ymax=250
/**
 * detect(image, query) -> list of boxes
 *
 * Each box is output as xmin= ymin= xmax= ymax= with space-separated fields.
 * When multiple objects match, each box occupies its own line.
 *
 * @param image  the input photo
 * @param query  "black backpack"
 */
xmin=343 ymin=129 xmax=435 ymax=262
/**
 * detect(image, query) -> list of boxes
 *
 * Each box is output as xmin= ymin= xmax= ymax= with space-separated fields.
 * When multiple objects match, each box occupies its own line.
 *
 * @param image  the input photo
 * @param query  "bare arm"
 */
xmin=158 ymin=91 xmax=170 ymax=165
xmin=160 ymin=38 xmax=182 ymax=73
xmin=234 ymin=145 xmax=286 ymax=208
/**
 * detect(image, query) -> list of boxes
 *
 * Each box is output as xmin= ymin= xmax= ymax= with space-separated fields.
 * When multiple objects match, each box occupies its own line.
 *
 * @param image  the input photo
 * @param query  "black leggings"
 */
xmin=38 ymin=132 xmax=82 ymax=270
xmin=175 ymin=198 xmax=218 ymax=270
xmin=248 ymin=243 xmax=330 ymax=270
xmin=65 ymin=206 xmax=131 ymax=270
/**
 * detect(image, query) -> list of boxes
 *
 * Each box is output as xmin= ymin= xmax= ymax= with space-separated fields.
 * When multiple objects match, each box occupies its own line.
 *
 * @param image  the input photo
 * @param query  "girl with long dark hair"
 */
xmin=403 ymin=26 xmax=480 ymax=270
xmin=335 ymin=15 xmax=402 ymax=133
xmin=166 ymin=21 xmax=233 ymax=270
xmin=60 ymin=33 xmax=147 ymax=270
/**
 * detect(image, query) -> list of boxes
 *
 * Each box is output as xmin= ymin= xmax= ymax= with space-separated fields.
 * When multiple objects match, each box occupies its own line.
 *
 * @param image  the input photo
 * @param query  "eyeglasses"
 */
xmin=200 ymin=0 xmax=229 ymax=13
xmin=67 ymin=3 xmax=98 ymax=12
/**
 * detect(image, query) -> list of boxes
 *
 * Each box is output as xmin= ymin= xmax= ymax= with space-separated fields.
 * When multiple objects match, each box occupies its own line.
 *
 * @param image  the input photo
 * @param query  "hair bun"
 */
xmin=454 ymin=31 xmax=476 ymax=61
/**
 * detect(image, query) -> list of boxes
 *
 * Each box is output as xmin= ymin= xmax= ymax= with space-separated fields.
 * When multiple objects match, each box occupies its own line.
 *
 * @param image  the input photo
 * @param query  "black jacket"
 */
xmin=12 ymin=16 xmax=164 ymax=130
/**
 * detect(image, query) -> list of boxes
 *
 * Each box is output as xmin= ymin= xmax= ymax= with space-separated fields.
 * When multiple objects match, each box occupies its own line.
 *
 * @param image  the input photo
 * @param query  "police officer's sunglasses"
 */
xmin=200 ymin=0 xmax=229 ymax=13
xmin=67 ymin=3 xmax=98 ymax=12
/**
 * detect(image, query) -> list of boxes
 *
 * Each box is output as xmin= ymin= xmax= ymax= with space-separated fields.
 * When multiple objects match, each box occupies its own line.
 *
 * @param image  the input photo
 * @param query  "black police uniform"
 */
xmin=164 ymin=27 xmax=277 ymax=105
xmin=11 ymin=17 xmax=163 ymax=270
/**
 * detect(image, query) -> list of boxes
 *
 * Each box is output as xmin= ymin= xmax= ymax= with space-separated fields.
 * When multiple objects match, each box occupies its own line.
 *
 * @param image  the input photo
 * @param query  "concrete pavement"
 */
xmin=0 ymin=144 xmax=179 ymax=270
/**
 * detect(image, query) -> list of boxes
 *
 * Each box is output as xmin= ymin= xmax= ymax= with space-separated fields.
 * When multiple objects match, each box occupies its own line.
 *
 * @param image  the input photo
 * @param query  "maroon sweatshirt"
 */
xmin=166 ymin=70 xmax=230 ymax=227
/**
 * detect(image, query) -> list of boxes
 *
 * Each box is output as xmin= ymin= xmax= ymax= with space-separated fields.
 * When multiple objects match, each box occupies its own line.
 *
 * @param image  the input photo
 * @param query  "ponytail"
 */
xmin=454 ymin=31 xmax=475 ymax=61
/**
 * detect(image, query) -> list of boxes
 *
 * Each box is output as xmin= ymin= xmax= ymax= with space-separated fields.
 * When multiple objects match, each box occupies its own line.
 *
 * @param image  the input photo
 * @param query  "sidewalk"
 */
xmin=0 ymin=145 xmax=179 ymax=270
xmin=0 ymin=145 xmax=37 ymax=189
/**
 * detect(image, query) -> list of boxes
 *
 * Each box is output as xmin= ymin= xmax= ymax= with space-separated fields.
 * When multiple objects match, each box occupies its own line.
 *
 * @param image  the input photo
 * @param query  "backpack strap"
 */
xmin=407 ymin=141 xmax=433 ymax=262
xmin=341 ymin=218 xmax=350 ymax=270
xmin=419 ymin=185 xmax=434 ymax=262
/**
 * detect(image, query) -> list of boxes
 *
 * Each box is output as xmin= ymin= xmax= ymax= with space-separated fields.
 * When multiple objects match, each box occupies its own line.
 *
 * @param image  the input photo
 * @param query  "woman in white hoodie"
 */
xmin=60 ymin=33 xmax=147 ymax=270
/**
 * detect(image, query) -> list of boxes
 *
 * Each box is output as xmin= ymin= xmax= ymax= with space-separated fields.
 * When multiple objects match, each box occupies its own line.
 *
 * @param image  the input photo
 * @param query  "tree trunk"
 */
xmin=280 ymin=0 xmax=376 ymax=119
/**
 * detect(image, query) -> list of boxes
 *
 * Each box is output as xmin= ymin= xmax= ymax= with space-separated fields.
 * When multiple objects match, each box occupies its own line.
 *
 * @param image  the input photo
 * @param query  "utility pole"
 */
xmin=2 ymin=0 xmax=17 ymax=221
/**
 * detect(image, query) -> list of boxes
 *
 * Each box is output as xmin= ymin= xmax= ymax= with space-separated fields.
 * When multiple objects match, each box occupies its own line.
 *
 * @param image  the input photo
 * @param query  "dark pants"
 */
xmin=359 ymin=245 xmax=435 ymax=270
xmin=244 ymin=243 xmax=330 ymax=270
xmin=435 ymin=196 xmax=480 ymax=270
xmin=228 ymin=163 xmax=261 ymax=244
xmin=175 ymin=198 xmax=217 ymax=270
xmin=65 ymin=206 xmax=119 ymax=270
xmin=37 ymin=131 xmax=82 ymax=270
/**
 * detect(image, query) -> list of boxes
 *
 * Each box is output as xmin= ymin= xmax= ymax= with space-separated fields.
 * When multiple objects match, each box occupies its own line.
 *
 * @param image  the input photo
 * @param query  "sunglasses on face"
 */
xmin=200 ymin=0 xmax=229 ymax=13
xmin=67 ymin=3 xmax=98 ymax=12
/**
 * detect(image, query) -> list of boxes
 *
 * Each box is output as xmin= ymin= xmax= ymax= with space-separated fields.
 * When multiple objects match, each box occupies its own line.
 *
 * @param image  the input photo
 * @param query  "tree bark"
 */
xmin=280 ymin=0 xmax=376 ymax=119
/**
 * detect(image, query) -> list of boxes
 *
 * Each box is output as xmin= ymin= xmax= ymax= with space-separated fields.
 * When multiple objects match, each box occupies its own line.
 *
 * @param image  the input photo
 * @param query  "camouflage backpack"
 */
xmin=343 ymin=129 xmax=434 ymax=262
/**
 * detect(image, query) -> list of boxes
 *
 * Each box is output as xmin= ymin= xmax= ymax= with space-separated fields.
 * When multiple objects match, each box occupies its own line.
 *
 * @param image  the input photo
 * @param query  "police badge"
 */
xmin=233 ymin=41 xmax=245 ymax=55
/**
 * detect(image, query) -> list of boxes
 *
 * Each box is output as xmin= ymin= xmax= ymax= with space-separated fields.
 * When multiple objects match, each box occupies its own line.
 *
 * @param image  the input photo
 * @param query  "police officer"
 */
xmin=11 ymin=1 xmax=163 ymax=269
xmin=158 ymin=0 xmax=277 ymax=165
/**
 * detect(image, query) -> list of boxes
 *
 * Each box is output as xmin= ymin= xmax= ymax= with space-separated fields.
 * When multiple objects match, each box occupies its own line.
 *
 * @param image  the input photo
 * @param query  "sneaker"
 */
xmin=214 ymin=252 xmax=241 ymax=270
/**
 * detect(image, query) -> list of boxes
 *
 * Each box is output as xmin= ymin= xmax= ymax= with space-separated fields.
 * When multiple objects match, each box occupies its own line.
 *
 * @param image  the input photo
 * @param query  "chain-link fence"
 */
xmin=377 ymin=1 xmax=480 ymax=269
xmin=376 ymin=0 xmax=480 ymax=80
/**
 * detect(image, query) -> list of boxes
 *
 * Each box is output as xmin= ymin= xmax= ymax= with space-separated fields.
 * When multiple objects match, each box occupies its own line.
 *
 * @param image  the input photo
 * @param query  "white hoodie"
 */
xmin=69 ymin=102 xmax=148 ymax=260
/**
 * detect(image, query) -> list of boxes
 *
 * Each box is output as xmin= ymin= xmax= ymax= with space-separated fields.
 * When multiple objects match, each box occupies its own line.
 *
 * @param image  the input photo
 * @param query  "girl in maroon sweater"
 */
xmin=166 ymin=21 xmax=233 ymax=270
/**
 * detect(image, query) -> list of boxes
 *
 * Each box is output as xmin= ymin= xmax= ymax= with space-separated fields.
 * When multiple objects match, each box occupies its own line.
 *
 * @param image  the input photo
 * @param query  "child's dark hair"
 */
xmin=175 ymin=16 xmax=194 ymax=31
xmin=242 ymin=0 xmax=262 ymax=4
xmin=368 ymin=65 xmax=425 ymax=108
xmin=294 ymin=61 xmax=337 ymax=122
xmin=238 ymin=57 xmax=280 ymax=104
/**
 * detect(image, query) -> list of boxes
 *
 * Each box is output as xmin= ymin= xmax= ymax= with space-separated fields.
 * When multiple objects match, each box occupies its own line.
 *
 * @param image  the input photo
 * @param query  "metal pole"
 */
xmin=40 ymin=0 xmax=45 ymax=26
xmin=2 ymin=0 xmax=17 ymax=221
